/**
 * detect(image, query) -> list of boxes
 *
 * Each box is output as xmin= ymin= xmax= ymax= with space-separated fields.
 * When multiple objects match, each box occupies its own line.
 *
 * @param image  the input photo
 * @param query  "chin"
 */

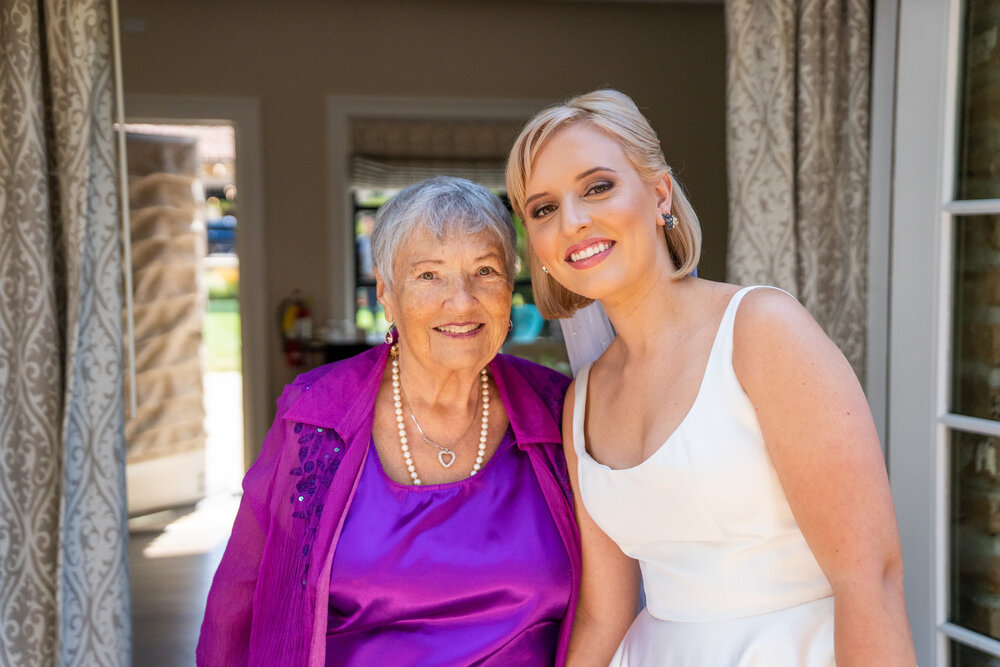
xmin=567 ymin=268 xmax=633 ymax=300
xmin=432 ymin=345 xmax=495 ymax=372
xmin=557 ymin=278 xmax=615 ymax=302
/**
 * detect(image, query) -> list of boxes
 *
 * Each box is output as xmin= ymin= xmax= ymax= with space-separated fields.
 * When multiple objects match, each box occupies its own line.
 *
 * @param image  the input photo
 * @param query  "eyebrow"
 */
xmin=410 ymin=251 xmax=503 ymax=266
xmin=523 ymin=166 xmax=617 ymax=209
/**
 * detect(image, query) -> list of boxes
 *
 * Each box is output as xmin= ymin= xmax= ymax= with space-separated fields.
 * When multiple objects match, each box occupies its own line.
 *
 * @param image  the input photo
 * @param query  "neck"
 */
xmin=600 ymin=271 xmax=695 ymax=362
xmin=395 ymin=349 xmax=484 ymax=416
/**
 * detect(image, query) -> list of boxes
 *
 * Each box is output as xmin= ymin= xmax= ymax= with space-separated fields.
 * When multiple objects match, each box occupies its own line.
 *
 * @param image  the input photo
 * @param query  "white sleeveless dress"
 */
xmin=573 ymin=287 xmax=836 ymax=666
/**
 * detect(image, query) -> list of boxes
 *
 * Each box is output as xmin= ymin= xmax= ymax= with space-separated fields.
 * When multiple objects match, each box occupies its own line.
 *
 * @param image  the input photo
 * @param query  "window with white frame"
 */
xmin=941 ymin=1 xmax=1000 ymax=663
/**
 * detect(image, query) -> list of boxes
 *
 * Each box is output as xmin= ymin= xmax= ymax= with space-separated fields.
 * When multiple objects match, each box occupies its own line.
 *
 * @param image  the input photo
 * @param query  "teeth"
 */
xmin=438 ymin=324 xmax=479 ymax=334
xmin=569 ymin=242 xmax=611 ymax=263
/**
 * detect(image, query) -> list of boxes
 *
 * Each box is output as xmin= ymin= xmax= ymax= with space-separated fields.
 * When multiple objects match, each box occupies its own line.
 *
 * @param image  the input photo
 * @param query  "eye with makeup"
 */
xmin=585 ymin=180 xmax=614 ymax=196
xmin=530 ymin=202 xmax=557 ymax=220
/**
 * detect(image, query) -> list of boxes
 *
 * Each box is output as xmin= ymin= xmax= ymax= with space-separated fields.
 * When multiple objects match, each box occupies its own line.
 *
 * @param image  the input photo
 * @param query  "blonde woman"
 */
xmin=505 ymin=90 xmax=914 ymax=666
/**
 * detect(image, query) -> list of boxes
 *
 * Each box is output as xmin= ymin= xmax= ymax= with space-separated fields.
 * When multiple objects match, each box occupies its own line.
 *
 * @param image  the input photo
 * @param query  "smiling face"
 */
xmin=377 ymin=226 xmax=513 ymax=375
xmin=522 ymin=122 xmax=673 ymax=304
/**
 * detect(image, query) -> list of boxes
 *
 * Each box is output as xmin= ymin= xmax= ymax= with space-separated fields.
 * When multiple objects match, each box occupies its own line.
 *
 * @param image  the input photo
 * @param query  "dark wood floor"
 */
xmin=129 ymin=503 xmax=232 ymax=667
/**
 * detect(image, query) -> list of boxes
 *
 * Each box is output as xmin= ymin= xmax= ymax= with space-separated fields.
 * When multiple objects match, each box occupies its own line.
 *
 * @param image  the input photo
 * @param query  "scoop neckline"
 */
xmin=575 ymin=287 xmax=749 ymax=473
xmin=370 ymin=426 xmax=515 ymax=491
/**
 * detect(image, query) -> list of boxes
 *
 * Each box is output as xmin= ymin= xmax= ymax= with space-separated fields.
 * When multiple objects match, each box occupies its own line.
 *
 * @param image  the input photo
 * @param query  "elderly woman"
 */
xmin=197 ymin=176 xmax=580 ymax=666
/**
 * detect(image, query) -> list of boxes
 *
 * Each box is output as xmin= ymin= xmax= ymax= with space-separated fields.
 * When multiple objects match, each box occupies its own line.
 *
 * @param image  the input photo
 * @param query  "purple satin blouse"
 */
xmin=326 ymin=430 xmax=571 ymax=665
xmin=197 ymin=346 xmax=580 ymax=666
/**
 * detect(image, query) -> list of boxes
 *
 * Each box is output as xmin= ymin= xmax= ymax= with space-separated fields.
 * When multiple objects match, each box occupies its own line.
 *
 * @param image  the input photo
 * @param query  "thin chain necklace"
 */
xmin=391 ymin=344 xmax=489 ymax=485
xmin=404 ymin=392 xmax=476 ymax=468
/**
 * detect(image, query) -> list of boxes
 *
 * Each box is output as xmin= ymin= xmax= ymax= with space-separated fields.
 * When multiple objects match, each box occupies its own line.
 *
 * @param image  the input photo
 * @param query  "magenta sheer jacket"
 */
xmin=196 ymin=344 xmax=581 ymax=666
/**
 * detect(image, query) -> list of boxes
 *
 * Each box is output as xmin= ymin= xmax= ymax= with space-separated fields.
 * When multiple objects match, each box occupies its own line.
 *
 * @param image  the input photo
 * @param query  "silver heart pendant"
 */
xmin=438 ymin=450 xmax=456 ymax=468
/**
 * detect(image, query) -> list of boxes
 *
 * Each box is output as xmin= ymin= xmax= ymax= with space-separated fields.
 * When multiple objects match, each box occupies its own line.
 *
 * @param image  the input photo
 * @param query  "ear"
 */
xmin=654 ymin=173 xmax=674 ymax=225
xmin=375 ymin=267 xmax=393 ymax=323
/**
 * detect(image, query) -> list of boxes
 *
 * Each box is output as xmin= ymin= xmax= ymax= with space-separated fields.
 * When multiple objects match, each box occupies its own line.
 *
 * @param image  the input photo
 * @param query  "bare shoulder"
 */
xmin=735 ymin=286 xmax=812 ymax=329
xmin=732 ymin=286 xmax=861 ymax=401
xmin=733 ymin=287 xmax=829 ymax=355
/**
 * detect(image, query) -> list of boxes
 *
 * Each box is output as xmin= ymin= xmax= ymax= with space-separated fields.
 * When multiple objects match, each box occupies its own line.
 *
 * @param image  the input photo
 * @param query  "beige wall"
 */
xmin=120 ymin=0 xmax=727 ymax=416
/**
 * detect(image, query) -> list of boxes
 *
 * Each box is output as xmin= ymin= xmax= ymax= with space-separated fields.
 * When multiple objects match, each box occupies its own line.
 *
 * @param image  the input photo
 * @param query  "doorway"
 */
xmin=121 ymin=96 xmax=266 ymax=664
xmin=123 ymin=122 xmax=244 ymax=510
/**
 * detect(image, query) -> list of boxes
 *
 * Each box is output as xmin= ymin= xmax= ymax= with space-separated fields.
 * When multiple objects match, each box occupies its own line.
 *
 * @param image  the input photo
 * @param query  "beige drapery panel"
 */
xmin=125 ymin=134 xmax=207 ymax=466
xmin=0 ymin=0 xmax=130 ymax=664
xmin=725 ymin=0 xmax=871 ymax=379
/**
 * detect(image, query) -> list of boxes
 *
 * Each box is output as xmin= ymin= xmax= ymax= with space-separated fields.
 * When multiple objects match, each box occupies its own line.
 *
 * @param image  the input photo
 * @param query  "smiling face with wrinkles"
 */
xmin=521 ymin=122 xmax=673 ymax=306
xmin=377 ymin=225 xmax=513 ymax=376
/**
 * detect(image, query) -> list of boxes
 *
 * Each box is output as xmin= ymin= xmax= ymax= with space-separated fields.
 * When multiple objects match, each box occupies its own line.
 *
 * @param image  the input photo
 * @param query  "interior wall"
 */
xmin=119 ymin=0 xmax=728 ymax=415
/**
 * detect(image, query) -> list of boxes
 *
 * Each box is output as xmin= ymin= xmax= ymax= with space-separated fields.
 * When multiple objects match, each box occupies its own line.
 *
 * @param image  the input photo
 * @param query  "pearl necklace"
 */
xmin=391 ymin=344 xmax=489 ymax=485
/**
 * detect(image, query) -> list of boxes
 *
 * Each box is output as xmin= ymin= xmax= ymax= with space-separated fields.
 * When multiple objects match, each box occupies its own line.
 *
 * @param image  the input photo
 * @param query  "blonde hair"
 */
xmin=505 ymin=89 xmax=702 ymax=318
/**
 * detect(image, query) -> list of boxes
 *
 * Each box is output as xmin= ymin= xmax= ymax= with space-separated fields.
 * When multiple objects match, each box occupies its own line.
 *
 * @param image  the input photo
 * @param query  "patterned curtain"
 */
xmin=0 ymin=1 xmax=130 ymax=664
xmin=724 ymin=0 xmax=871 ymax=378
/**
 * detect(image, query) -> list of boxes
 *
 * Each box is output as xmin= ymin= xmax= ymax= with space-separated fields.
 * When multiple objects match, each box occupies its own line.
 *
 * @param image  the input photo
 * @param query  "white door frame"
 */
xmin=124 ymin=94 xmax=269 ymax=466
xmin=324 ymin=95 xmax=549 ymax=321
xmin=866 ymin=0 xmax=899 ymax=447
xmin=886 ymin=1 xmax=966 ymax=664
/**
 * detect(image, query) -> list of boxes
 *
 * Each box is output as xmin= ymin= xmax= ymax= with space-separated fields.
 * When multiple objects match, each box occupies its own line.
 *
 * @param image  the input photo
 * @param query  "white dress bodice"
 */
xmin=573 ymin=286 xmax=835 ymax=665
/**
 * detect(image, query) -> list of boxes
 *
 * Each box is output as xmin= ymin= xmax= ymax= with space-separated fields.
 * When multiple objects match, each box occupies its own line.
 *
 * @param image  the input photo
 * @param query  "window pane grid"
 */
xmin=954 ymin=0 xmax=1000 ymax=201
xmin=949 ymin=215 xmax=1000 ymax=421
xmin=950 ymin=428 xmax=1000 ymax=645
xmin=945 ymin=0 xmax=1000 ymax=661
xmin=944 ymin=415 xmax=1000 ymax=440
xmin=944 ymin=622 xmax=1000 ymax=660
xmin=947 ymin=200 xmax=1000 ymax=216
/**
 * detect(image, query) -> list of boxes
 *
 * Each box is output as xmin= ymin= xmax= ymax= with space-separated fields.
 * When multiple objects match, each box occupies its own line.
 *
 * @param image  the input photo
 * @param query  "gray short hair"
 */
xmin=371 ymin=176 xmax=518 ymax=286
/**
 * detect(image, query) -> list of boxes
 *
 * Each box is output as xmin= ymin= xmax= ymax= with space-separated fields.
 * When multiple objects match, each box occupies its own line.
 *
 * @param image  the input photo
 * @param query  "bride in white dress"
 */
xmin=505 ymin=90 xmax=915 ymax=666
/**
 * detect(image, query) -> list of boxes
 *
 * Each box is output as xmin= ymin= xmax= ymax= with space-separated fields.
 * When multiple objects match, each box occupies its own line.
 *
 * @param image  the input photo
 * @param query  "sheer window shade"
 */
xmin=351 ymin=156 xmax=507 ymax=190
xmin=349 ymin=117 xmax=522 ymax=191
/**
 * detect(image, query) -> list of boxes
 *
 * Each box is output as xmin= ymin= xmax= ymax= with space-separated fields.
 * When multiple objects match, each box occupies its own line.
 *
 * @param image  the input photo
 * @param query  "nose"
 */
xmin=560 ymin=199 xmax=591 ymax=236
xmin=444 ymin=274 xmax=477 ymax=308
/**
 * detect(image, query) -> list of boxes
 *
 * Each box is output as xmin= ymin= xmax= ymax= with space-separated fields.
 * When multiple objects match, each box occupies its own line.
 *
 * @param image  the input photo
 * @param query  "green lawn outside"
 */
xmin=204 ymin=297 xmax=242 ymax=372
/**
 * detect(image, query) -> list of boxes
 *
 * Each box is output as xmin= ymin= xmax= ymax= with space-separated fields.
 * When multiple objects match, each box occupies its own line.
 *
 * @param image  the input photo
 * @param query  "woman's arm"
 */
xmin=733 ymin=288 xmax=915 ymax=665
xmin=562 ymin=381 xmax=642 ymax=667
